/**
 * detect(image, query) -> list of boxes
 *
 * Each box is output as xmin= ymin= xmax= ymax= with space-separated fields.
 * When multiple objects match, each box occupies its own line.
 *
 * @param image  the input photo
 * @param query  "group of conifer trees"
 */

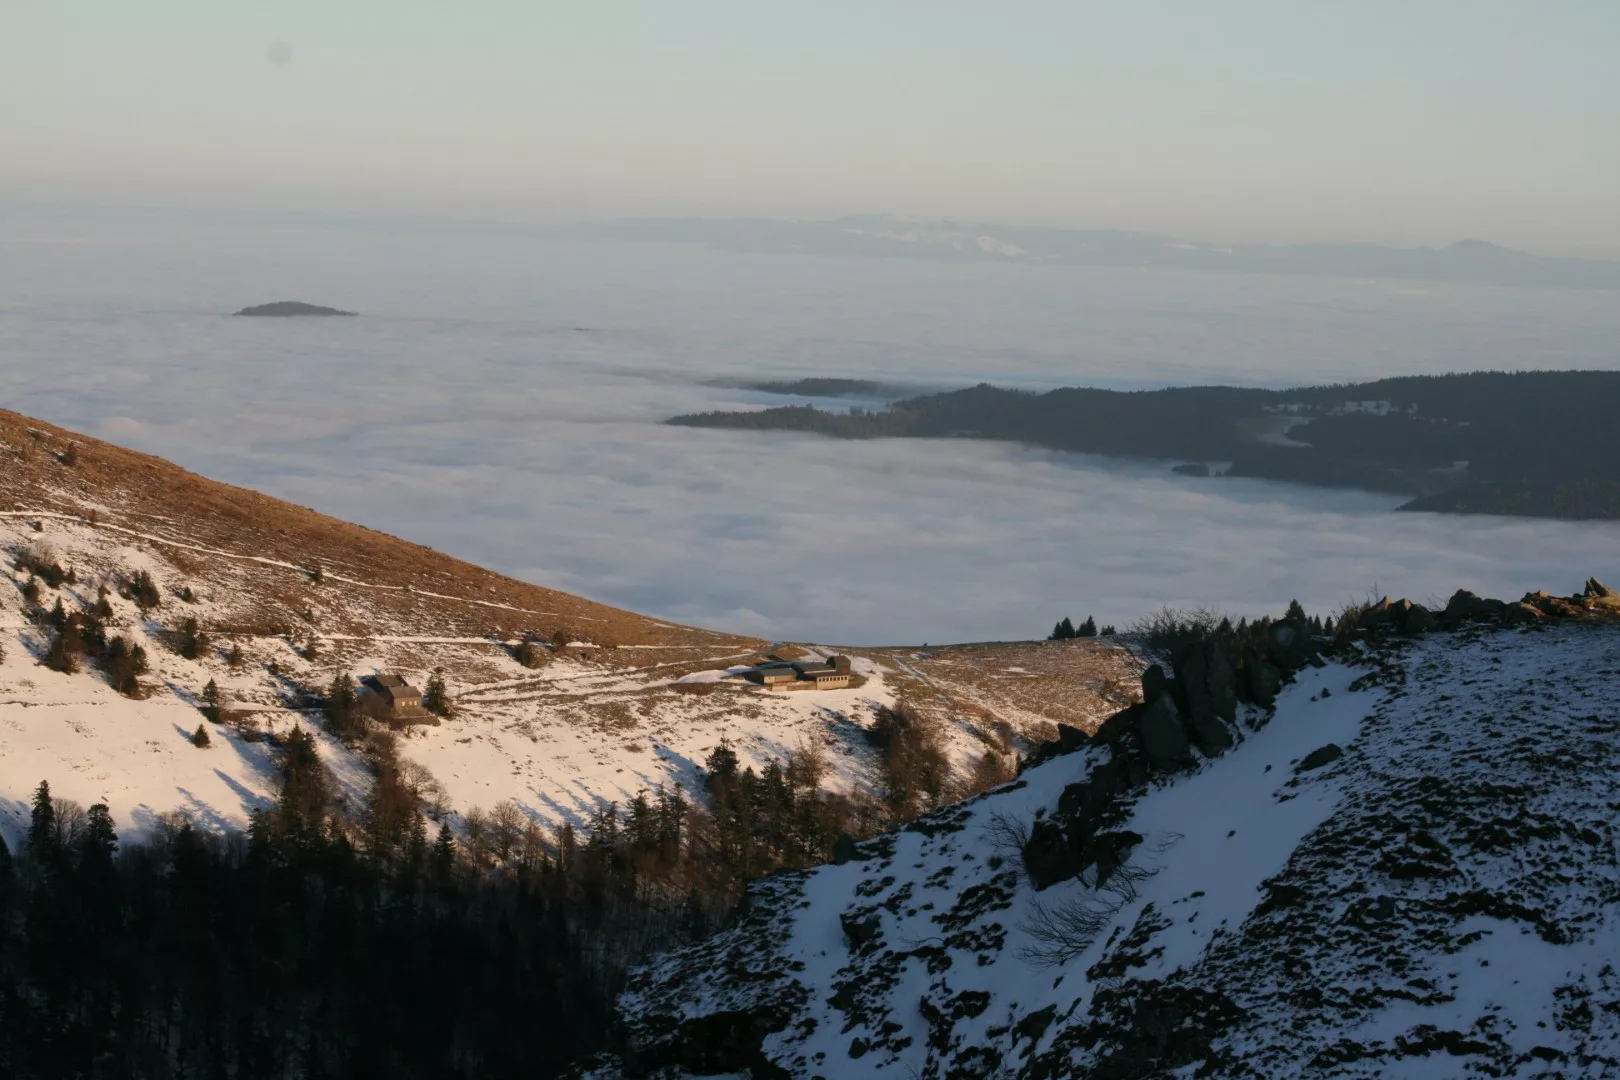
xmin=0 ymin=698 xmax=954 ymax=1077
xmin=1049 ymin=614 xmax=1115 ymax=639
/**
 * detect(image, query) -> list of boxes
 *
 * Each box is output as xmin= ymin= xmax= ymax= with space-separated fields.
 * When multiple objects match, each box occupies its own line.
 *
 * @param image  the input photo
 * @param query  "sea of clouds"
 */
xmin=3 ymin=212 xmax=1618 ymax=644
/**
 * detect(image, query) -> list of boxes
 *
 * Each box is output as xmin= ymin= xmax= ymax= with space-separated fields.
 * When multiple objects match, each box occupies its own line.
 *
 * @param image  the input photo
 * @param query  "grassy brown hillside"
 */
xmin=2 ymin=407 xmax=1140 ymax=843
xmin=0 ymin=408 xmax=753 ymax=652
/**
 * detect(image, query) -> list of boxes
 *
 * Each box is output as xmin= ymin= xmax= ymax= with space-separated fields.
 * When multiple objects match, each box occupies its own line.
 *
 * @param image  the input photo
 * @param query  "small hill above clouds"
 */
xmin=233 ymin=301 xmax=356 ymax=316
xmin=0 ymin=409 xmax=1136 ymax=851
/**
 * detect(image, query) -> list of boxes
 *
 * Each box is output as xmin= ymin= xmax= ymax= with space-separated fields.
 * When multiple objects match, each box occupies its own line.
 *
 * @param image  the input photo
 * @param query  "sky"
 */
xmin=3 ymin=2 xmax=1619 ymax=256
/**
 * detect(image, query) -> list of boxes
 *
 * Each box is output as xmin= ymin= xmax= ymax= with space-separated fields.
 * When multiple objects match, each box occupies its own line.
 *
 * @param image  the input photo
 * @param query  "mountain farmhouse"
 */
xmin=358 ymin=673 xmax=437 ymax=726
xmin=749 ymin=654 xmax=853 ymax=690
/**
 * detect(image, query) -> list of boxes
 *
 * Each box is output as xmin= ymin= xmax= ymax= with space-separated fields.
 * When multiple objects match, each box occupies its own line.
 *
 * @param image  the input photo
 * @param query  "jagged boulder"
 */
xmin=1586 ymin=577 xmax=1615 ymax=600
xmin=1399 ymin=602 xmax=1434 ymax=636
xmin=1085 ymin=829 xmax=1144 ymax=887
xmin=1141 ymin=663 xmax=1172 ymax=704
xmin=1139 ymin=695 xmax=1194 ymax=771
xmin=840 ymin=911 xmax=881 ymax=947
xmin=1443 ymin=589 xmax=1504 ymax=624
xmin=1171 ymin=640 xmax=1237 ymax=755
xmin=1022 ymin=819 xmax=1083 ymax=890
xmin=1186 ymin=710 xmax=1235 ymax=755
xmin=1240 ymin=648 xmax=1282 ymax=708
xmin=1502 ymin=601 xmax=1544 ymax=626
xmin=1057 ymin=752 xmax=1133 ymax=833
xmin=1359 ymin=596 xmax=1395 ymax=629
xmin=1056 ymin=723 xmax=1088 ymax=753
xmin=624 ymin=1007 xmax=793 ymax=1079
xmin=831 ymin=833 xmax=860 ymax=865
xmin=1206 ymin=641 xmax=1238 ymax=722
xmin=1092 ymin=702 xmax=1142 ymax=752
xmin=1266 ymin=618 xmax=1314 ymax=669
xmin=1295 ymin=743 xmax=1343 ymax=773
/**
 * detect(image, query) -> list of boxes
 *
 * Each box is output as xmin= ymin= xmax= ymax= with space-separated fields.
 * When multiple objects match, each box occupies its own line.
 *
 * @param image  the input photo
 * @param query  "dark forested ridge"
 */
xmin=671 ymin=370 xmax=1620 ymax=519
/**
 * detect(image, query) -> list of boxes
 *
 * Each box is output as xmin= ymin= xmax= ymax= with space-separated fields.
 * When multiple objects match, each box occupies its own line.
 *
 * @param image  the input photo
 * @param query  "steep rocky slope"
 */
xmin=599 ymin=602 xmax=1620 ymax=1078
xmin=0 ymin=410 xmax=1136 ymax=848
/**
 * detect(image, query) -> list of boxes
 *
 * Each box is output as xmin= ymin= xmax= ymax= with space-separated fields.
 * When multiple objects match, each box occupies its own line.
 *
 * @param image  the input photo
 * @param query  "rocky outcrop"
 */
xmin=1023 ymin=819 xmax=1083 ymax=890
xmin=1139 ymin=694 xmax=1194 ymax=770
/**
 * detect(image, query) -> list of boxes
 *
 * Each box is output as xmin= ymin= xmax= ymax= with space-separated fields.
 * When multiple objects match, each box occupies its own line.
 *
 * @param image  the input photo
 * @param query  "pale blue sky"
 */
xmin=4 ymin=2 xmax=1618 ymax=254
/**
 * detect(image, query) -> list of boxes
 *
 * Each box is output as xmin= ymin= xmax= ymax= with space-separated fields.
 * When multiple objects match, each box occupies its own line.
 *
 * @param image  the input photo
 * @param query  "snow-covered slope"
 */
xmin=0 ymin=409 xmax=1138 ymax=850
xmin=605 ymin=620 xmax=1620 ymax=1078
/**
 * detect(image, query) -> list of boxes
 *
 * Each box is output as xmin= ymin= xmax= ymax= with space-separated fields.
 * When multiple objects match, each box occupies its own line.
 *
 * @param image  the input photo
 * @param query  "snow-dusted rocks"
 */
xmin=607 ymin=622 xmax=1620 ymax=1078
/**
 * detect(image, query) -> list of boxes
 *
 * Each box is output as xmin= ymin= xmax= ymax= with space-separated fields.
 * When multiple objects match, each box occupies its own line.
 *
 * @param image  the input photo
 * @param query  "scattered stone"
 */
xmin=1295 ymin=743 xmax=1343 ymax=773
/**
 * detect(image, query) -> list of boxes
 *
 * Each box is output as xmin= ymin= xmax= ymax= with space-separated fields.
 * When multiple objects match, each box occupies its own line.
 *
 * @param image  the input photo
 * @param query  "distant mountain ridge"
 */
xmin=556 ymin=215 xmax=1620 ymax=289
xmin=671 ymin=370 xmax=1620 ymax=520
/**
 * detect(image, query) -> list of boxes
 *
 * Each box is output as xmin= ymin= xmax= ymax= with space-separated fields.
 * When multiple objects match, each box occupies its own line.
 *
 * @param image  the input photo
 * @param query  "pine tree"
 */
xmin=191 ymin=724 xmax=211 ymax=748
xmin=227 ymin=641 xmax=244 ymax=668
xmin=431 ymin=823 xmax=457 ymax=883
xmin=1286 ymin=599 xmax=1308 ymax=624
xmin=78 ymin=803 xmax=118 ymax=873
xmin=44 ymin=624 xmax=83 ymax=673
xmin=0 ymin=829 xmax=13 ymax=913
xmin=424 ymin=669 xmax=453 ymax=717
xmin=1077 ymin=616 xmax=1098 ymax=637
xmin=176 ymin=615 xmax=209 ymax=660
xmin=1049 ymin=617 xmax=1076 ymax=640
xmin=324 ymin=672 xmax=359 ymax=737
xmin=27 ymin=780 xmax=57 ymax=862
xmin=128 ymin=569 xmax=161 ymax=612
xmin=200 ymin=678 xmax=222 ymax=722
xmin=704 ymin=738 xmax=740 ymax=791
xmin=406 ymin=810 xmax=429 ymax=870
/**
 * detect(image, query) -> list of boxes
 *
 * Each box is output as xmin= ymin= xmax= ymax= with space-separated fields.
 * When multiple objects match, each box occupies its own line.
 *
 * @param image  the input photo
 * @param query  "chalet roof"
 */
xmin=368 ymin=673 xmax=409 ymax=688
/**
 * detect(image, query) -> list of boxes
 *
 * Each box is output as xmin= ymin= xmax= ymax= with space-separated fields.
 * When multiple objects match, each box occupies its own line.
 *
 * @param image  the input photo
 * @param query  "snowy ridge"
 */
xmin=604 ymin=622 xmax=1620 ymax=1078
xmin=1 ymin=422 xmax=1134 ymax=853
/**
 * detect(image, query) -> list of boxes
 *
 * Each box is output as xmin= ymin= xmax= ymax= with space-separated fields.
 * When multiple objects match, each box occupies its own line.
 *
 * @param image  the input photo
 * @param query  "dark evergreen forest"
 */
xmin=671 ymin=370 xmax=1620 ymax=519
xmin=0 ymin=689 xmax=971 ymax=1078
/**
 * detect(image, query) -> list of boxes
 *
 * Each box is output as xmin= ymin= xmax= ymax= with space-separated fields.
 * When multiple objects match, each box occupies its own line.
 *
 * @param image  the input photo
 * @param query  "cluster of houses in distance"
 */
xmin=746 ymin=653 xmax=854 ymax=690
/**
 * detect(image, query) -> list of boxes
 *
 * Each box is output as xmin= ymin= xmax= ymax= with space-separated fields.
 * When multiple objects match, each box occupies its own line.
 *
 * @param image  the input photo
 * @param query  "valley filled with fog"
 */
xmin=3 ymin=212 xmax=1618 ymax=644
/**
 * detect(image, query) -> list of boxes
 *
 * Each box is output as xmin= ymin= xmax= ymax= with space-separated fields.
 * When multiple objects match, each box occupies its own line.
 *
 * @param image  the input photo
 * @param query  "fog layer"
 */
xmin=3 ymin=215 xmax=1617 ymax=643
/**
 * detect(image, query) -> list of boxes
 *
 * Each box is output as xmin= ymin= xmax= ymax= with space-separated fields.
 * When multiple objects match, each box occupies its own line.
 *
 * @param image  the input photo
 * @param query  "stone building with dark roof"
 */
xmin=359 ymin=673 xmax=437 ymax=726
